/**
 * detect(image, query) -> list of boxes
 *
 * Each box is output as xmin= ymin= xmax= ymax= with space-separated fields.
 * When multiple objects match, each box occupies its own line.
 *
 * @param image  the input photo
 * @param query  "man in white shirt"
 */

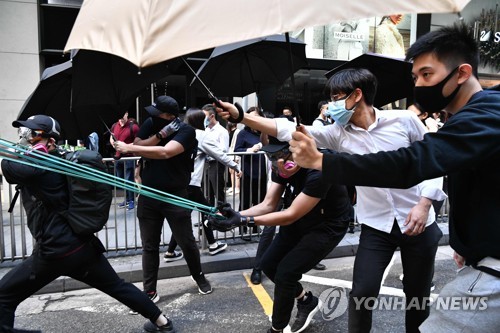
xmin=202 ymin=104 xmax=230 ymax=206
xmin=215 ymin=68 xmax=446 ymax=333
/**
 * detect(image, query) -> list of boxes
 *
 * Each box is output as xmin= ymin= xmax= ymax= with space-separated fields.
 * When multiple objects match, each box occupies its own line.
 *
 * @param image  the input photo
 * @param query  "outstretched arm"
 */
xmin=114 ymin=140 xmax=185 ymax=160
xmin=216 ymin=101 xmax=279 ymax=138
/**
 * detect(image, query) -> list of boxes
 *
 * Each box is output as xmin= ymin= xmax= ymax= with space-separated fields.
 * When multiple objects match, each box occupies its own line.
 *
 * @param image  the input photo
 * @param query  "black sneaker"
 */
xmin=313 ymin=263 xmax=326 ymax=270
xmin=143 ymin=318 xmax=176 ymax=332
xmin=163 ymin=251 xmax=184 ymax=262
xmin=290 ymin=292 xmax=322 ymax=333
xmin=192 ymin=273 xmax=212 ymax=295
xmin=266 ymin=328 xmax=283 ymax=333
xmin=251 ymin=269 xmax=262 ymax=285
xmin=208 ymin=242 xmax=228 ymax=255
xmin=129 ymin=291 xmax=160 ymax=315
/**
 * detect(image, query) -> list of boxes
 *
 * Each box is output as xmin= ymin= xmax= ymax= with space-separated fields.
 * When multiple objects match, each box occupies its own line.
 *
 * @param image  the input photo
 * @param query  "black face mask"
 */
xmin=414 ymin=66 xmax=460 ymax=114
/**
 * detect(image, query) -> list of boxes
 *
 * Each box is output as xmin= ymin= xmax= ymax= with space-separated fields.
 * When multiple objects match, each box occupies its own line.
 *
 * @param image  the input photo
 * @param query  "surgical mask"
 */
xmin=326 ymin=96 xmax=356 ymax=126
xmin=204 ymin=117 xmax=210 ymax=129
xmin=414 ymin=66 xmax=461 ymax=114
xmin=278 ymin=161 xmax=297 ymax=178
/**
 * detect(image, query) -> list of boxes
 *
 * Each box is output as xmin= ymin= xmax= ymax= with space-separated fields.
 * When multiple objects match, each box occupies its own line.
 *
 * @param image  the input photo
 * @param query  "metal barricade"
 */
xmin=0 ymin=151 xmax=269 ymax=265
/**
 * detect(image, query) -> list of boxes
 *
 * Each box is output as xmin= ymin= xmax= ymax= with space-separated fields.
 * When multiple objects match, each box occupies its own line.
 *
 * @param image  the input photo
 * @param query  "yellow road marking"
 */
xmin=243 ymin=272 xmax=274 ymax=316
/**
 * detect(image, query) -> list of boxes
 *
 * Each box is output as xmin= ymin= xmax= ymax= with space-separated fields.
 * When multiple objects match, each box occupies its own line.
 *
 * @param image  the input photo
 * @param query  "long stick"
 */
xmin=285 ymin=32 xmax=301 ymax=127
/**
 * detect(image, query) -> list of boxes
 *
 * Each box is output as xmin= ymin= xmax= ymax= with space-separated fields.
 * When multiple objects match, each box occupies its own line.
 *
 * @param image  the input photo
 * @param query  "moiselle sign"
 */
xmin=333 ymin=31 xmax=365 ymax=41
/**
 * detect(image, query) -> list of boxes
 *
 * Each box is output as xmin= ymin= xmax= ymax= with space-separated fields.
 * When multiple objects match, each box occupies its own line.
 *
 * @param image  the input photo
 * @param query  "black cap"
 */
xmin=12 ymin=115 xmax=61 ymax=139
xmin=261 ymin=142 xmax=289 ymax=154
xmin=145 ymin=95 xmax=180 ymax=116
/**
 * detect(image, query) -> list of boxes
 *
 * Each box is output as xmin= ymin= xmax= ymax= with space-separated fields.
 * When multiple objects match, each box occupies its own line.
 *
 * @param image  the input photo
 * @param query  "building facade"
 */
xmin=1 ymin=0 xmax=499 ymax=144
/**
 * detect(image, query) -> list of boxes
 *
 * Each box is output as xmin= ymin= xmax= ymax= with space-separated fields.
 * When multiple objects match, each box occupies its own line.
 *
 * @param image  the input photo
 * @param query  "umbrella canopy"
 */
xmin=64 ymin=0 xmax=471 ymax=68
xmin=18 ymin=50 xmax=175 ymax=140
xmin=324 ymin=53 xmax=414 ymax=107
xmin=192 ymin=34 xmax=307 ymax=97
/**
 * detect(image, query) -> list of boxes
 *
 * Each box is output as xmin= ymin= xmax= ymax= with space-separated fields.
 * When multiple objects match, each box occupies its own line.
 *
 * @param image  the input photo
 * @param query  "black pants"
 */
xmin=206 ymin=161 xmax=226 ymax=206
xmin=261 ymin=222 xmax=348 ymax=330
xmin=0 ymin=240 xmax=162 ymax=329
xmin=254 ymin=226 xmax=276 ymax=270
xmin=137 ymin=193 xmax=202 ymax=293
xmin=167 ymin=185 xmax=216 ymax=251
xmin=348 ymin=221 xmax=442 ymax=333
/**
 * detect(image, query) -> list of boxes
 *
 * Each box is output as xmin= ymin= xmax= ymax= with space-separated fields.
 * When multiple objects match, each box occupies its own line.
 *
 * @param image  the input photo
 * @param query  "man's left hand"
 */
xmin=404 ymin=198 xmax=431 ymax=236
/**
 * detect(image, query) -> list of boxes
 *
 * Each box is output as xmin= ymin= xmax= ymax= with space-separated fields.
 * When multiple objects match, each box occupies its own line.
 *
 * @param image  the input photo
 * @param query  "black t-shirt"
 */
xmin=272 ymin=167 xmax=352 ymax=231
xmin=137 ymin=117 xmax=197 ymax=196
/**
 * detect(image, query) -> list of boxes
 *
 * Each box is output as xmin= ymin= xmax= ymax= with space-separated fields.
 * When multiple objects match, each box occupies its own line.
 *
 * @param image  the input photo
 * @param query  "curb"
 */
xmin=34 ymin=223 xmax=450 ymax=295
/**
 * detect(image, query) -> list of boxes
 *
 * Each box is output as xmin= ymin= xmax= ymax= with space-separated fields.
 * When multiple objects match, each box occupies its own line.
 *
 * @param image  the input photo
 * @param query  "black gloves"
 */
xmin=158 ymin=118 xmax=181 ymax=139
xmin=206 ymin=203 xmax=255 ymax=232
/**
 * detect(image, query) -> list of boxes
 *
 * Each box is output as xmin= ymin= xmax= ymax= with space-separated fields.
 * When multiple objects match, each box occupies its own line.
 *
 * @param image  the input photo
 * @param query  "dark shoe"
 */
xmin=313 ymin=263 xmax=326 ymax=270
xmin=143 ymin=318 xmax=176 ymax=332
xmin=192 ymin=273 xmax=213 ymax=294
xmin=118 ymin=201 xmax=127 ymax=208
xmin=266 ymin=328 xmax=283 ymax=333
xmin=208 ymin=242 xmax=228 ymax=255
xmin=251 ymin=269 xmax=262 ymax=285
xmin=129 ymin=291 xmax=160 ymax=315
xmin=126 ymin=200 xmax=135 ymax=210
xmin=163 ymin=251 xmax=184 ymax=262
xmin=290 ymin=291 xmax=322 ymax=333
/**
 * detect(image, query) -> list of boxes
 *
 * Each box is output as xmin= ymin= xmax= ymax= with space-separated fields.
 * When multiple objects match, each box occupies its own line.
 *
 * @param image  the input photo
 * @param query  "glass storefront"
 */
xmin=293 ymin=15 xmax=414 ymax=61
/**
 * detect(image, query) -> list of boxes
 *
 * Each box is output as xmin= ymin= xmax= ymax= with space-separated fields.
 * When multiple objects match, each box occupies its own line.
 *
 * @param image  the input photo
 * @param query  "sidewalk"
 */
xmin=18 ymin=221 xmax=449 ymax=295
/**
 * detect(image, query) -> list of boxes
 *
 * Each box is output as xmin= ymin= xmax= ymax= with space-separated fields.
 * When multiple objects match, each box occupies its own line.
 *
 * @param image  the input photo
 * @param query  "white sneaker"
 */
xmin=163 ymin=251 xmax=184 ymax=262
xmin=208 ymin=242 xmax=228 ymax=255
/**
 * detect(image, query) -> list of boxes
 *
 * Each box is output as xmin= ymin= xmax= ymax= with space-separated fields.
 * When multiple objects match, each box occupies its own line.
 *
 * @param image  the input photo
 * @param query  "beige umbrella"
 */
xmin=64 ymin=0 xmax=471 ymax=68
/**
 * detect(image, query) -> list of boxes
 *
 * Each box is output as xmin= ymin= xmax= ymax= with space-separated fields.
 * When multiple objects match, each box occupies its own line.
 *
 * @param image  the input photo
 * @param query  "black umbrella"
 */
xmin=192 ymin=34 xmax=308 ymax=97
xmin=18 ymin=50 xmax=178 ymax=140
xmin=325 ymin=53 xmax=414 ymax=108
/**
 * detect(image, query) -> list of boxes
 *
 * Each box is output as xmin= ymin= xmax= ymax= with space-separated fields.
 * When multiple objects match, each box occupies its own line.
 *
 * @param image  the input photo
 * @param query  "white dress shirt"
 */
xmin=205 ymin=122 xmax=229 ymax=162
xmin=276 ymin=108 xmax=447 ymax=234
xmin=191 ymin=129 xmax=239 ymax=187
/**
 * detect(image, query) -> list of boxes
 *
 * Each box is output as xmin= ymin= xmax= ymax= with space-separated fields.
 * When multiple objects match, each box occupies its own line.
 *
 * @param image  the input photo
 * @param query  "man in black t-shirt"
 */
xmin=209 ymin=142 xmax=352 ymax=333
xmin=114 ymin=96 xmax=212 ymax=302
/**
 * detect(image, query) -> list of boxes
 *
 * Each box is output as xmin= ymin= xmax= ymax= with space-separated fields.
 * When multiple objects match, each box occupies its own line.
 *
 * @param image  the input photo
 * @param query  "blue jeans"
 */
xmin=115 ymin=159 xmax=135 ymax=203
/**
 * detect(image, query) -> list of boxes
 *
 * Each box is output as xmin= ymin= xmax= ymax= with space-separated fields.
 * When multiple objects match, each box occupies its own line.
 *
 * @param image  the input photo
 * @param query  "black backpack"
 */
xmin=62 ymin=149 xmax=113 ymax=235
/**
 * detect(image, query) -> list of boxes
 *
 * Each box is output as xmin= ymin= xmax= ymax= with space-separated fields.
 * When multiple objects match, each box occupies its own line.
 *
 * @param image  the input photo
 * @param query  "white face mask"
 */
xmin=326 ymin=93 xmax=356 ymax=126
xmin=204 ymin=117 xmax=210 ymax=128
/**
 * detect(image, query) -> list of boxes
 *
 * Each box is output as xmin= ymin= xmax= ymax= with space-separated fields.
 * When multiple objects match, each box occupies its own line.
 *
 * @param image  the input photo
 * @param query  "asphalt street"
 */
xmin=12 ymin=245 xmax=458 ymax=333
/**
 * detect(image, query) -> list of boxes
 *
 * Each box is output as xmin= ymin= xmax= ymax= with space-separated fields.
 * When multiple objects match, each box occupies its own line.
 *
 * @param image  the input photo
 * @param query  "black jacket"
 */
xmin=2 ymin=152 xmax=84 ymax=257
xmin=322 ymin=90 xmax=500 ymax=265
